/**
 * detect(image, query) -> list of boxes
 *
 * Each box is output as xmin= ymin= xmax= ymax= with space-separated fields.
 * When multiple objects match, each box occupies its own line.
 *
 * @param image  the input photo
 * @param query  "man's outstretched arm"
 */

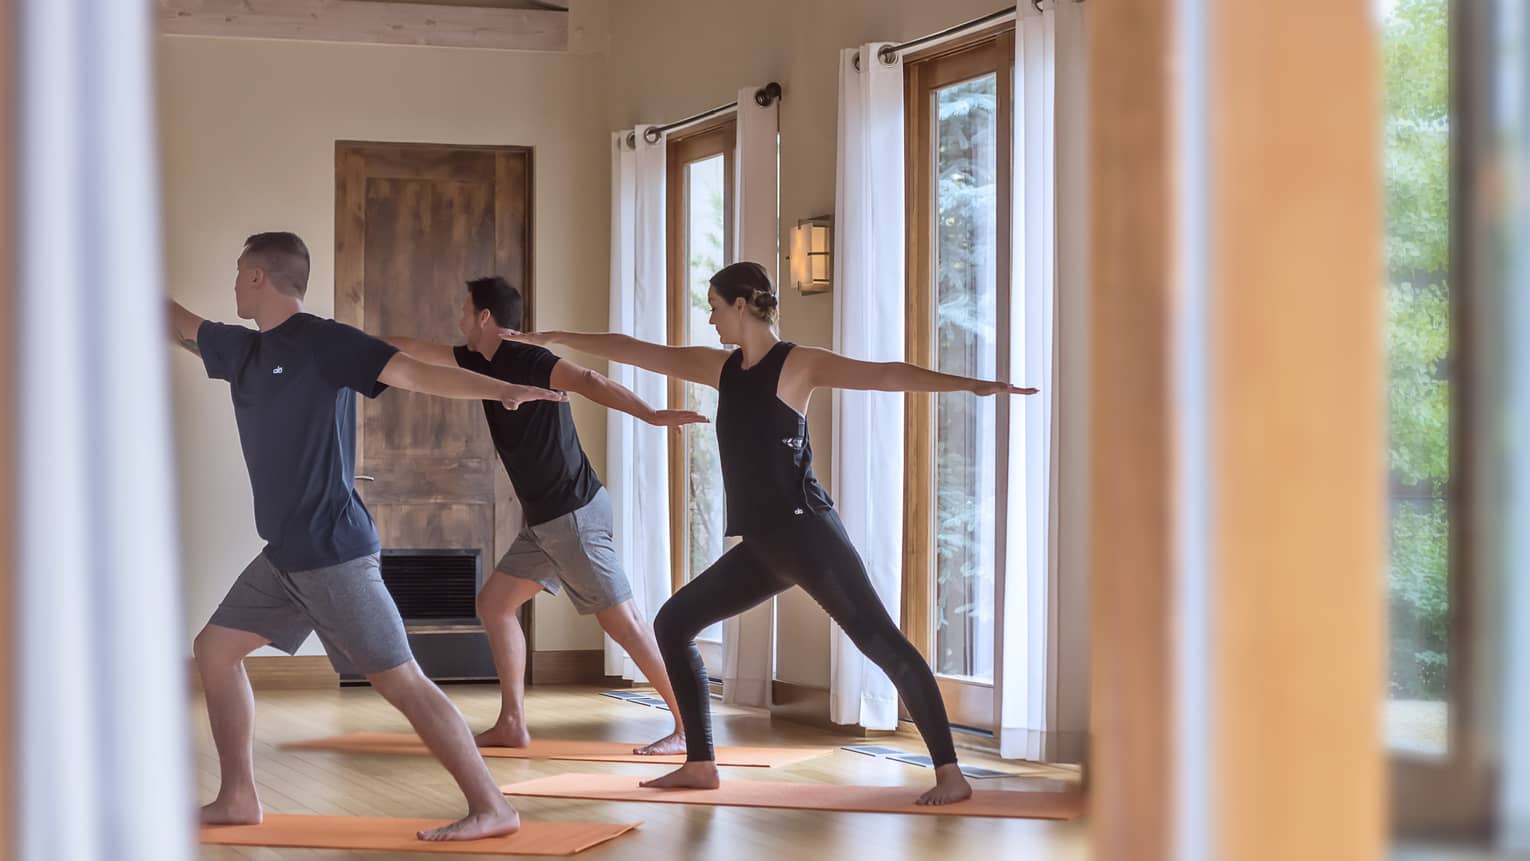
xmin=549 ymin=359 xmax=708 ymax=428
xmin=168 ymin=300 xmax=205 ymax=356
xmin=380 ymin=335 xmax=458 ymax=367
xmin=376 ymin=351 xmax=566 ymax=412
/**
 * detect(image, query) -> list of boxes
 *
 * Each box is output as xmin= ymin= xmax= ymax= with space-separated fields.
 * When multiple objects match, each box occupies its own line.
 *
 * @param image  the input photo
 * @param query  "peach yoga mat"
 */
xmin=285 ymin=731 xmax=830 ymax=767
xmin=199 ymin=814 xmax=641 ymax=856
xmin=499 ymin=773 xmax=1084 ymax=820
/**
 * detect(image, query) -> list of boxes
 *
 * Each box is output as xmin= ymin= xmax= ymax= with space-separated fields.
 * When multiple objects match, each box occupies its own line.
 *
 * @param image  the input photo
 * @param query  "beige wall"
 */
xmin=605 ymin=0 xmax=1007 ymax=689
xmin=161 ymin=34 xmax=612 ymax=655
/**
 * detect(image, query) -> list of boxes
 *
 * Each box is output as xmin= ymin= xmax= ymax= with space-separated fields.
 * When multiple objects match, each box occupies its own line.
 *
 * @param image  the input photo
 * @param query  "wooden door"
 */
xmin=335 ymin=141 xmax=532 ymax=642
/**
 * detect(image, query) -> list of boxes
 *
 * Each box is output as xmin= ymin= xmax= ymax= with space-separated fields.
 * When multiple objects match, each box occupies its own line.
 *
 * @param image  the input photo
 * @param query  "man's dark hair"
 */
xmin=242 ymin=232 xmax=311 ymax=299
xmin=466 ymin=276 xmax=523 ymax=329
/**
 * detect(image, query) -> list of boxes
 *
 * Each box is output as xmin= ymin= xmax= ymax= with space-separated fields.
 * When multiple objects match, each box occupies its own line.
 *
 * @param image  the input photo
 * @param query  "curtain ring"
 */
xmin=643 ymin=127 xmax=662 ymax=145
xmin=876 ymin=44 xmax=897 ymax=65
xmin=1032 ymin=0 xmax=1044 ymax=10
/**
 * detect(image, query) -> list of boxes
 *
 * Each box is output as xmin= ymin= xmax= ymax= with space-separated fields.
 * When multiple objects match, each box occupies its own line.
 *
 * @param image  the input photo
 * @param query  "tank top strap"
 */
xmin=719 ymin=348 xmax=746 ymax=386
xmin=756 ymin=341 xmax=796 ymax=390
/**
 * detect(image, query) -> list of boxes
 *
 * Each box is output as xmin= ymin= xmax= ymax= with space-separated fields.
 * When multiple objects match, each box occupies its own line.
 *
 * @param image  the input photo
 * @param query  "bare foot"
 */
xmin=474 ymin=722 xmax=530 ymax=749
xmin=639 ymin=760 xmax=720 ymax=790
xmin=417 ymin=801 xmax=521 ymax=842
xmin=633 ymin=730 xmax=686 ymax=756
xmin=916 ymin=764 xmax=973 ymax=806
xmin=200 ymin=790 xmax=263 ymax=826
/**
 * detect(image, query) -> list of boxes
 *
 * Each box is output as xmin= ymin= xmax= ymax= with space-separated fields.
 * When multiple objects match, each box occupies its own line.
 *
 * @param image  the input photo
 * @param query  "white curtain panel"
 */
xmin=828 ymin=43 xmax=907 ymax=731
xmin=604 ymin=126 xmax=672 ymax=681
xmin=1049 ymin=0 xmax=1092 ymax=766
xmin=16 ymin=1 xmax=194 ymax=859
xmin=999 ymin=0 xmax=1089 ymax=764
xmin=1000 ymin=1 xmax=1058 ymax=761
xmin=721 ymin=88 xmax=782 ymax=708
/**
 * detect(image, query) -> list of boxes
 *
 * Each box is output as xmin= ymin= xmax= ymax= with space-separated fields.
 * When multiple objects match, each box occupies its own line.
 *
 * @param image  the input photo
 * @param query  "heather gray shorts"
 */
xmin=497 ymin=488 xmax=633 ymax=615
xmin=208 ymin=552 xmax=413 ymax=676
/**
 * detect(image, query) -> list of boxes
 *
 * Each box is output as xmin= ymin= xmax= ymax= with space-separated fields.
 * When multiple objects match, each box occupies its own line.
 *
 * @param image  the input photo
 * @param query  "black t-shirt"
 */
xmin=454 ymin=342 xmax=602 ymax=526
xmin=199 ymin=313 xmax=398 ymax=571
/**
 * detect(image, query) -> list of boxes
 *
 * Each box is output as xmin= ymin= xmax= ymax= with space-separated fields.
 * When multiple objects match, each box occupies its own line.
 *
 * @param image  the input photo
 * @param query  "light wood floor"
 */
xmin=193 ymin=683 xmax=1088 ymax=860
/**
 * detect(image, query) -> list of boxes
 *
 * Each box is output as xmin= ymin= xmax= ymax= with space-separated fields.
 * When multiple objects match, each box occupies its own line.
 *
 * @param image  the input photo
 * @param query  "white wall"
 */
xmin=604 ymin=0 xmax=1023 ymax=690
xmin=161 ymin=34 xmax=613 ymax=655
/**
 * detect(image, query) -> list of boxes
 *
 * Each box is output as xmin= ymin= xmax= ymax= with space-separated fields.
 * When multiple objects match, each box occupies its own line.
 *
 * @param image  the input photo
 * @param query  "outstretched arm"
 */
xmin=499 ymin=328 xmax=729 ymax=389
xmin=168 ymin=300 xmax=205 ymax=356
xmin=798 ymin=346 xmax=1038 ymax=396
xmin=377 ymin=351 xmax=566 ymax=411
xmin=549 ymin=359 xmax=708 ymax=428
xmin=381 ymin=336 xmax=458 ymax=367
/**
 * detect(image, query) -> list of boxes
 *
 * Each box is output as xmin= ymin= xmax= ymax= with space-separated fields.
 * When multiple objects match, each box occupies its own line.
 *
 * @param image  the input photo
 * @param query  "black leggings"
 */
xmin=653 ymin=510 xmax=958 ymax=767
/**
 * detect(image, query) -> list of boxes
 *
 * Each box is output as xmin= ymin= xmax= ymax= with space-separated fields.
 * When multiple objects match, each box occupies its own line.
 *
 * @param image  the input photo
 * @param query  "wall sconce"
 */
xmin=789 ymin=216 xmax=833 ymax=294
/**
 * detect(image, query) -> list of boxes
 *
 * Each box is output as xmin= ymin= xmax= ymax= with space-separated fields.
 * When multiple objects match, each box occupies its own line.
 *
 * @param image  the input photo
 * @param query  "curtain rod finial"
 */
xmin=755 ymin=81 xmax=783 ymax=107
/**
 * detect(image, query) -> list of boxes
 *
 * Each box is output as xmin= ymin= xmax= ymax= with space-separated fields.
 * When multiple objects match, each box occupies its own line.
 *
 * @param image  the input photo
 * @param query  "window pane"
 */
xmin=685 ymin=154 xmax=727 ymax=642
xmin=933 ymin=74 xmax=999 ymax=682
xmin=1382 ymin=0 xmax=1451 ymax=756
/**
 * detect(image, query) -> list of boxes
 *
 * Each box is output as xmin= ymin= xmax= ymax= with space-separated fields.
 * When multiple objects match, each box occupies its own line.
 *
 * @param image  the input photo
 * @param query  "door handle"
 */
xmin=356 ymin=475 xmax=376 ymax=482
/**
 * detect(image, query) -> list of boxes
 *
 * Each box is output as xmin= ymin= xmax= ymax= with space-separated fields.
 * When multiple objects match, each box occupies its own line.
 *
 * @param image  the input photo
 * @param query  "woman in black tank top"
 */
xmin=500 ymin=262 xmax=1037 ymax=806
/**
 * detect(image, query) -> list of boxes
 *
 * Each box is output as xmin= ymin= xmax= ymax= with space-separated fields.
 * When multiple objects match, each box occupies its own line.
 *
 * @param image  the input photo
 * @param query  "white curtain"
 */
xmin=829 ymin=44 xmax=906 ymax=731
xmin=16 ymin=0 xmax=194 ymax=859
xmin=999 ymin=0 xmax=1088 ymax=763
xmin=721 ymin=87 xmax=781 ymax=707
xmin=605 ymin=126 xmax=671 ymax=681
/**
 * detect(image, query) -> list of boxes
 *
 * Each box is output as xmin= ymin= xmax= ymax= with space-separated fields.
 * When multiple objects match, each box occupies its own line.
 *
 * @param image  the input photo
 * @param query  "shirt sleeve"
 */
xmin=507 ymin=344 xmax=562 ymax=389
xmin=313 ymin=320 xmax=400 ymax=398
xmin=196 ymin=321 xmax=254 ymax=382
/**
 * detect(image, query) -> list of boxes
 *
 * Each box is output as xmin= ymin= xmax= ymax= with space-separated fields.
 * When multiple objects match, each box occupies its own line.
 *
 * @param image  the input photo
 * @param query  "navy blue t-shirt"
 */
xmin=199 ymin=313 xmax=398 ymax=571
xmin=453 ymin=342 xmax=602 ymax=526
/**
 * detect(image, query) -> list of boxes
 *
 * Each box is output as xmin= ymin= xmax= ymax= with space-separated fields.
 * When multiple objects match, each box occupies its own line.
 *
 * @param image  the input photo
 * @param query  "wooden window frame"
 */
xmin=665 ymin=118 xmax=736 ymax=598
xmin=1389 ymin=0 xmax=1495 ymax=836
xmin=902 ymin=29 xmax=1015 ymax=731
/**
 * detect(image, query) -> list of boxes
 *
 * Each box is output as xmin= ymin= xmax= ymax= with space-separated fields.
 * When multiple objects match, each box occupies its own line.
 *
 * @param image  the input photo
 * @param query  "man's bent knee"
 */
xmin=365 ymin=659 xmax=431 ymax=704
xmin=193 ymin=625 xmax=265 ymax=668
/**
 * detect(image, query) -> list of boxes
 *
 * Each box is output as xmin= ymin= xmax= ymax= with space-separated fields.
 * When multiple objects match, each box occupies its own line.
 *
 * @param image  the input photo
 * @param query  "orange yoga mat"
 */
xmin=499 ymin=773 xmax=1083 ymax=820
xmin=200 ymin=814 xmax=641 ymax=856
xmin=285 ymin=731 xmax=830 ymax=767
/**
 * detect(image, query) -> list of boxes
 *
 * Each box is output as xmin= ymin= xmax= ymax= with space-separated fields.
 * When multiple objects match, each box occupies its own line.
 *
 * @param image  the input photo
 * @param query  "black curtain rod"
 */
xmin=853 ymin=1 xmax=1084 ymax=71
xmin=622 ymin=82 xmax=783 ymax=149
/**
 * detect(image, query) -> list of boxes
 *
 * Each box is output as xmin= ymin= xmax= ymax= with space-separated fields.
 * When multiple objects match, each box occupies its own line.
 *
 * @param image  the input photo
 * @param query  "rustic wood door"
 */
xmin=335 ymin=141 xmax=533 ymax=673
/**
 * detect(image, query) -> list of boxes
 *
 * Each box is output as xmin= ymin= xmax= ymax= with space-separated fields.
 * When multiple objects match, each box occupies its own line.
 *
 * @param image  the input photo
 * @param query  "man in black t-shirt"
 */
xmin=171 ymin=233 xmax=564 ymax=842
xmin=385 ymin=276 xmax=705 ymax=756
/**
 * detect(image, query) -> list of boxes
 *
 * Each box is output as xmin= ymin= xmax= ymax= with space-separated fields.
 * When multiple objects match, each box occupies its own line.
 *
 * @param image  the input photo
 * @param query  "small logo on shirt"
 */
xmin=781 ymin=437 xmax=804 ymax=450
xmin=272 ymin=366 xmax=285 ymax=375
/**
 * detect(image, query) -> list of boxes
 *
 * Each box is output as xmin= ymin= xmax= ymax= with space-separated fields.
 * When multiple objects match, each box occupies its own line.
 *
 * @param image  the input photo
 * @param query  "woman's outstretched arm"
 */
xmin=499 ymin=328 xmax=730 ymax=389
xmin=796 ymin=345 xmax=1038 ymax=396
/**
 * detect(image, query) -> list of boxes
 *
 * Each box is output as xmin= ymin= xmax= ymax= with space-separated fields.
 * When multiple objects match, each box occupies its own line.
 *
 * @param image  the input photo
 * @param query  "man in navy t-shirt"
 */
xmin=385 ymin=277 xmax=707 ymax=757
xmin=170 ymin=232 xmax=562 ymax=842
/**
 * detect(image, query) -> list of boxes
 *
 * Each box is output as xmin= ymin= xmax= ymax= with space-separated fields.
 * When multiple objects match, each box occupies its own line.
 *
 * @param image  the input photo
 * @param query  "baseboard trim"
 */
xmin=188 ymin=655 xmax=340 ymax=692
xmin=768 ymin=681 xmax=893 ymax=736
xmin=529 ymin=649 xmax=605 ymax=685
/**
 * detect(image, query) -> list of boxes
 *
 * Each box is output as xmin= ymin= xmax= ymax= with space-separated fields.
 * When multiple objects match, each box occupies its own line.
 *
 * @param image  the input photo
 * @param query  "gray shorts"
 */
xmin=209 ymin=552 xmax=414 ymax=676
xmin=498 ymin=488 xmax=633 ymax=615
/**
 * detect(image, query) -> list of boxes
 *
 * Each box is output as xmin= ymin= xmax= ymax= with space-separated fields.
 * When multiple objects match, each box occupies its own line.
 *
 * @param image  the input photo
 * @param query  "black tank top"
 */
xmin=716 ymin=341 xmax=835 ymax=537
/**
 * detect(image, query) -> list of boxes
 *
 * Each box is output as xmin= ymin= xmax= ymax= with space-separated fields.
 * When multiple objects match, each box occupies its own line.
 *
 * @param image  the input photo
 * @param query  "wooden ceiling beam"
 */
xmin=158 ymin=0 xmax=568 ymax=52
